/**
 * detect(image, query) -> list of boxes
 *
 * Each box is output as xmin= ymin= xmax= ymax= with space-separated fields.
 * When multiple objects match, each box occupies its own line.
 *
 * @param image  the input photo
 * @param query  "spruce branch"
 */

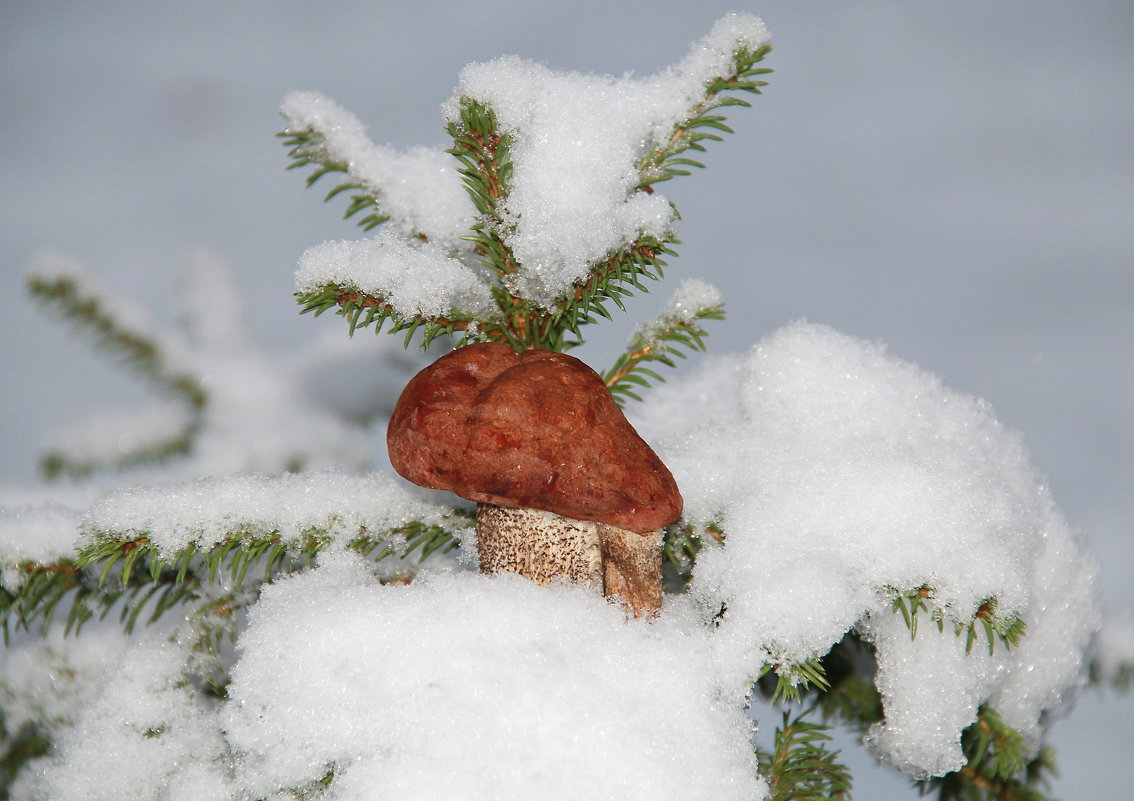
xmin=662 ymin=521 xmax=722 ymax=592
xmin=40 ymin=412 xmax=199 ymax=481
xmin=759 ymin=709 xmax=852 ymax=801
xmin=603 ymin=284 xmax=724 ymax=405
xmin=1 ymin=518 xmax=464 ymax=641
xmin=278 ymin=128 xmax=392 ymax=233
xmin=26 ymin=271 xmax=206 ymax=410
xmin=638 ymin=42 xmax=772 ymax=191
xmin=919 ymin=707 xmax=1058 ymax=801
xmin=297 ymin=284 xmax=484 ymax=349
xmin=758 ymin=657 xmax=833 ymax=705
xmin=888 ymin=586 xmax=1027 ymax=655
xmin=0 ymin=720 xmax=50 ymax=795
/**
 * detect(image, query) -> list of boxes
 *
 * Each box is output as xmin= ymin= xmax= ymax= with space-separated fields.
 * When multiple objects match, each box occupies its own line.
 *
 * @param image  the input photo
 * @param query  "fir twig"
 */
xmin=919 ymin=707 xmax=1058 ymax=801
xmin=638 ymin=42 xmax=772 ymax=191
xmin=603 ymin=294 xmax=724 ymax=405
xmin=1 ymin=518 xmax=465 ymax=641
xmin=278 ymin=129 xmax=392 ymax=233
xmin=40 ymin=420 xmax=198 ymax=481
xmin=296 ymin=284 xmax=483 ymax=349
xmin=759 ymin=709 xmax=852 ymax=801
xmin=888 ymin=586 xmax=1027 ymax=655
xmin=758 ymin=657 xmax=832 ymax=705
xmin=26 ymin=271 xmax=206 ymax=410
xmin=662 ymin=521 xmax=722 ymax=592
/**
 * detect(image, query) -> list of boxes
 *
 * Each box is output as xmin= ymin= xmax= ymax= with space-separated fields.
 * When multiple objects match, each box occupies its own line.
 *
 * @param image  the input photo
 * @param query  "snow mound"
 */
xmin=632 ymin=321 xmax=1100 ymax=777
xmin=225 ymin=554 xmax=767 ymax=801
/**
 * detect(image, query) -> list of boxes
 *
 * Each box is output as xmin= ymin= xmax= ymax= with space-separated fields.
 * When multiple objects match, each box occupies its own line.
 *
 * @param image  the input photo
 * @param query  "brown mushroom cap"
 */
xmin=387 ymin=343 xmax=683 ymax=532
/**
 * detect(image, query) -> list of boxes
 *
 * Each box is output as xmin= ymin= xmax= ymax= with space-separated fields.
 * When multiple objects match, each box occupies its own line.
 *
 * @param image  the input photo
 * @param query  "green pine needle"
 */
xmin=1 ymin=519 xmax=464 ymax=642
xmin=26 ymin=272 xmax=206 ymax=411
xmin=759 ymin=709 xmax=852 ymax=801
xmin=887 ymin=585 xmax=1027 ymax=656
xmin=920 ymin=707 xmax=1058 ymax=801
xmin=603 ymin=299 xmax=724 ymax=406
xmin=638 ymin=43 xmax=772 ymax=191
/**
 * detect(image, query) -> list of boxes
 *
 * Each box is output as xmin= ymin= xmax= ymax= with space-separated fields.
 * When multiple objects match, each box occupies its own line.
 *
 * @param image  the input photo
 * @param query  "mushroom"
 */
xmin=387 ymin=342 xmax=683 ymax=616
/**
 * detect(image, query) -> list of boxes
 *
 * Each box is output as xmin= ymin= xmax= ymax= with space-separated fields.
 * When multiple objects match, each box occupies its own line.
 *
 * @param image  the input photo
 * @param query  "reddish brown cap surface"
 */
xmin=387 ymin=343 xmax=683 ymax=532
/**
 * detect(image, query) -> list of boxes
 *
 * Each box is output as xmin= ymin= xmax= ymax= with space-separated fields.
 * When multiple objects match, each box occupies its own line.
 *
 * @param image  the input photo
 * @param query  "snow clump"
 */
xmin=447 ymin=13 xmax=770 ymax=306
xmin=280 ymin=91 xmax=474 ymax=248
xmin=82 ymin=470 xmax=458 ymax=556
xmin=631 ymin=320 xmax=1101 ymax=777
xmin=224 ymin=553 xmax=767 ymax=801
xmin=296 ymin=229 xmax=495 ymax=320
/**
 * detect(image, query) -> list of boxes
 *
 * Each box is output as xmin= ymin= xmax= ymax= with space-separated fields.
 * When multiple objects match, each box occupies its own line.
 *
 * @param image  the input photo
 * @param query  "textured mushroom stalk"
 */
xmin=388 ymin=343 xmax=681 ymax=617
xmin=476 ymin=504 xmax=663 ymax=617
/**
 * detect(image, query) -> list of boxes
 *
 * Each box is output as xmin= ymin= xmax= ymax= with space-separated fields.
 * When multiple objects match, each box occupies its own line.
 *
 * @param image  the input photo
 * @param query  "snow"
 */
xmin=224 ymin=553 xmax=767 ymax=801
xmin=0 ymin=624 xmax=137 ymax=738
xmin=26 ymin=249 xmax=384 ymax=480
xmin=447 ymin=13 xmax=770 ymax=307
xmin=81 ymin=470 xmax=459 ymax=556
xmin=630 ymin=320 xmax=1101 ymax=777
xmin=12 ymin=631 xmax=232 ymax=801
xmin=280 ymin=91 xmax=475 ymax=249
xmin=296 ymin=228 xmax=495 ymax=319
xmin=0 ymin=9 xmax=1119 ymax=798
xmin=633 ymin=278 xmax=723 ymax=345
xmin=0 ymin=505 xmax=82 ymax=590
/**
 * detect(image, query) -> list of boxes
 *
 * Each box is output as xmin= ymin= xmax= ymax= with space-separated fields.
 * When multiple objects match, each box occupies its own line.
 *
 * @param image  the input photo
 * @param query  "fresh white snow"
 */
xmin=0 ymin=10 xmax=1118 ymax=800
xmin=631 ymin=320 xmax=1101 ymax=776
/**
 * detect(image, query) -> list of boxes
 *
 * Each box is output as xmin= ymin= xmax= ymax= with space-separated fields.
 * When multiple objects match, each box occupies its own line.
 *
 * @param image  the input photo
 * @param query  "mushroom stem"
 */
xmin=476 ymin=502 xmax=663 ymax=617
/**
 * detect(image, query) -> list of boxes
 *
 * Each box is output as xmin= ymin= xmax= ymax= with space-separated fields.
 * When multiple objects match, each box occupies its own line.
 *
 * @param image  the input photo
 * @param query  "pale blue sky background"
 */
xmin=2 ymin=1 xmax=1131 ymax=796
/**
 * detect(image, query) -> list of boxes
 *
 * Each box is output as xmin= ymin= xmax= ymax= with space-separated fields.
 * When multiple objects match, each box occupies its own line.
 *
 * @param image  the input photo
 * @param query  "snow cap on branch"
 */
xmin=631 ymin=321 xmax=1101 ymax=778
xmin=297 ymin=229 xmax=494 ymax=319
xmin=280 ymin=91 xmax=474 ymax=247
xmin=445 ymin=13 xmax=770 ymax=307
xmin=0 ymin=505 xmax=82 ymax=590
xmin=81 ymin=471 xmax=455 ymax=556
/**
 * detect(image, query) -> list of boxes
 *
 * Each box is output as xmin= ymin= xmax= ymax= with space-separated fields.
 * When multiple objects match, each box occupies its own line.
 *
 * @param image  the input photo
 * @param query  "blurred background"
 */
xmin=2 ymin=0 xmax=1131 ymax=796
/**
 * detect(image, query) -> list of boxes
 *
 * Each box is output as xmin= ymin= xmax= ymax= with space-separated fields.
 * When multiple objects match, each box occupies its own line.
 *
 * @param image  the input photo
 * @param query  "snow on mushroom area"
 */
xmin=446 ymin=13 xmax=770 ymax=307
xmin=223 ymin=554 xmax=766 ymax=801
xmin=630 ymin=321 xmax=1101 ymax=778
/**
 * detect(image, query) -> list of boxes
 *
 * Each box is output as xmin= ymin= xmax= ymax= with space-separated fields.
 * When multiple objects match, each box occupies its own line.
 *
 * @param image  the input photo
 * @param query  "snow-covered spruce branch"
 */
xmin=1 ymin=474 xmax=469 ymax=640
xmin=294 ymin=99 xmax=683 ymax=353
xmin=39 ymin=405 xmax=199 ymax=481
xmin=26 ymin=256 xmax=206 ymax=412
xmin=286 ymin=17 xmax=767 ymax=356
xmin=278 ymin=125 xmax=390 ymax=232
xmin=278 ymin=91 xmax=473 ymax=247
xmin=889 ymin=586 xmax=1028 ymax=656
xmin=919 ymin=707 xmax=1059 ymax=801
xmin=638 ymin=41 xmax=772 ymax=191
xmin=604 ymin=278 xmax=725 ymax=404
xmin=0 ymin=520 xmax=460 ymax=642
